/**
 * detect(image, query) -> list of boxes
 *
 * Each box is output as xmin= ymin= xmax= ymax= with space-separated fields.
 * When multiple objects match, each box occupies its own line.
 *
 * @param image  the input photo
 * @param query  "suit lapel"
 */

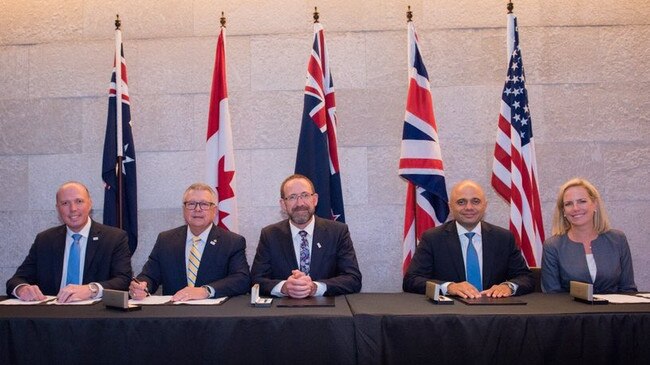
xmin=53 ymin=225 xmax=67 ymax=289
xmin=176 ymin=226 xmax=189 ymax=284
xmin=480 ymin=222 xmax=494 ymax=287
xmin=280 ymin=220 xmax=299 ymax=269
xmin=197 ymin=225 xmax=220 ymax=281
xmin=83 ymin=221 xmax=101 ymax=281
xmin=310 ymin=218 xmax=326 ymax=277
xmin=447 ymin=222 xmax=466 ymax=281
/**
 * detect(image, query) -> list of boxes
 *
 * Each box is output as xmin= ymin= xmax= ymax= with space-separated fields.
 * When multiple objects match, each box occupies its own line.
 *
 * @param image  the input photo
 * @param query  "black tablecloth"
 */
xmin=0 ymin=295 xmax=355 ymax=365
xmin=346 ymin=292 xmax=650 ymax=365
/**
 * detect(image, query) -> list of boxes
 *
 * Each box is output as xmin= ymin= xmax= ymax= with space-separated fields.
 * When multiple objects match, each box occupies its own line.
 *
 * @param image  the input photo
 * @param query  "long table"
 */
xmin=346 ymin=292 xmax=650 ymax=365
xmin=0 ymin=295 xmax=356 ymax=365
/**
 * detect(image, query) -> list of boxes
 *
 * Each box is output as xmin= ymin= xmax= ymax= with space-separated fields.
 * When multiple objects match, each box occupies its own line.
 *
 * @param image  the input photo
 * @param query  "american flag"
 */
xmin=491 ymin=14 xmax=545 ymax=267
xmin=399 ymin=21 xmax=449 ymax=275
xmin=206 ymin=26 xmax=238 ymax=232
xmin=102 ymin=24 xmax=138 ymax=255
xmin=295 ymin=21 xmax=345 ymax=222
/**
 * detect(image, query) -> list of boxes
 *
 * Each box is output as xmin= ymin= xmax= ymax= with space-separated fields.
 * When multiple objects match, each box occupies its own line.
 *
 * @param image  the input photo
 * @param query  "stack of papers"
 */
xmin=0 ymin=296 xmax=57 ymax=305
xmin=593 ymin=294 xmax=650 ymax=304
xmin=128 ymin=295 xmax=228 ymax=305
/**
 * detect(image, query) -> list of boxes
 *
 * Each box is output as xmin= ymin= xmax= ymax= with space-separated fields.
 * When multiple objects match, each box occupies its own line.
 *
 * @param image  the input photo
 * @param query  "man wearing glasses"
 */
xmin=130 ymin=183 xmax=250 ymax=301
xmin=251 ymin=174 xmax=362 ymax=298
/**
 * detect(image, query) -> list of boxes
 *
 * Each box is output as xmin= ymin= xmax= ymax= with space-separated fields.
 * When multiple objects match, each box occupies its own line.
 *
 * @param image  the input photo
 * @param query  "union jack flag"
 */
xmin=399 ymin=21 xmax=449 ymax=275
xmin=206 ymin=26 xmax=238 ymax=232
xmin=491 ymin=14 xmax=545 ymax=267
xmin=102 ymin=25 xmax=138 ymax=254
xmin=295 ymin=21 xmax=345 ymax=222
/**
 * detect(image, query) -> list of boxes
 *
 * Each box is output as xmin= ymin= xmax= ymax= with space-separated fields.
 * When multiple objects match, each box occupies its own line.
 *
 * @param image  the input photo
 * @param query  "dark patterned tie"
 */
xmin=465 ymin=232 xmax=482 ymax=290
xmin=298 ymin=230 xmax=310 ymax=274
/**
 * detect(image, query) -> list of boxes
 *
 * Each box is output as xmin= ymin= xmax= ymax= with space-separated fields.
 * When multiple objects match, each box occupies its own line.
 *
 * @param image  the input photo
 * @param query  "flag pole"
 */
xmin=406 ymin=5 xmax=412 ymax=22
xmin=313 ymin=7 xmax=319 ymax=23
xmin=114 ymin=14 xmax=124 ymax=229
xmin=220 ymin=11 xmax=226 ymax=27
xmin=506 ymin=2 xmax=515 ymax=60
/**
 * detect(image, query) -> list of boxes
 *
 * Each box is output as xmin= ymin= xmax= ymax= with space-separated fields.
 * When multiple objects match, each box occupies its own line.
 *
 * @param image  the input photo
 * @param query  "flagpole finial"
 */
xmin=220 ymin=11 xmax=226 ymax=27
xmin=115 ymin=14 xmax=121 ymax=30
xmin=313 ymin=7 xmax=319 ymax=23
xmin=406 ymin=5 xmax=413 ymax=22
xmin=507 ymin=1 xmax=514 ymax=14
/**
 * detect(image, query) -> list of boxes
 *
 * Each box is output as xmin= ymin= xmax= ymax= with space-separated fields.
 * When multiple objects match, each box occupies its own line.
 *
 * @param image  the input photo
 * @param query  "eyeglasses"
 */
xmin=283 ymin=192 xmax=315 ymax=203
xmin=183 ymin=201 xmax=215 ymax=210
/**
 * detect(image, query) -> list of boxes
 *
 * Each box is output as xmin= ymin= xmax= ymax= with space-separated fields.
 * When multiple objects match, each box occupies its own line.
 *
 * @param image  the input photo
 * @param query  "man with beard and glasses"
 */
xmin=251 ymin=174 xmax=361 ymax=298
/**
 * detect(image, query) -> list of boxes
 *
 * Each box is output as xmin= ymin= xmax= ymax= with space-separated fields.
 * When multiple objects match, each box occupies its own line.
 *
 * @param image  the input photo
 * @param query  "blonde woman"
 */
xmin=541 ymin=178 xmax=637 ymax=294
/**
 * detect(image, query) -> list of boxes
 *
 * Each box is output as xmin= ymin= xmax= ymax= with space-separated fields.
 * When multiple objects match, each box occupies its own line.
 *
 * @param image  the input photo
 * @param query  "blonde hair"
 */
xmin=551 ymin=178 xmax=610 ymax=235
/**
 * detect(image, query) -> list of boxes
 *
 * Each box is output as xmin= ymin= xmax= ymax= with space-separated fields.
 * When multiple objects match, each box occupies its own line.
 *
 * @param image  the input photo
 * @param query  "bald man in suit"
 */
xmin=7 ymin=181 xmax=132 ymax=303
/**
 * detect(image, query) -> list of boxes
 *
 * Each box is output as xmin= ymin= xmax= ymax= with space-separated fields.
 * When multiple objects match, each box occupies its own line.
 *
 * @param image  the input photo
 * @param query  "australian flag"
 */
xmin=102 ymin=30 xmax=138 ymax=255
xmin=295 ymin=22 xmax=345 ymax=222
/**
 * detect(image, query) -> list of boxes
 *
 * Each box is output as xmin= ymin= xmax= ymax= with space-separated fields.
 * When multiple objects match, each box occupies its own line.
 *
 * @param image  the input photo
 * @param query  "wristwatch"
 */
xmin=89 ymin=282 xmax=100 ymax=298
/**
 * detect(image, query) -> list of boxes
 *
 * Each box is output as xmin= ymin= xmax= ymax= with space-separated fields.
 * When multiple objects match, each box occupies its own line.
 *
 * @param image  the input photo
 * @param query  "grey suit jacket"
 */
xmin=541 ymin=230 xmax=637 ymax=294
xmin=251 ymin=217 xmax=362 ymax=296
xmin=403 ymin=220 xmax=534 ymax=295
xmin=6 ymin=220 xmax=132 ymax=296
xmin=137 ymin=224 xmax=250 ymax=297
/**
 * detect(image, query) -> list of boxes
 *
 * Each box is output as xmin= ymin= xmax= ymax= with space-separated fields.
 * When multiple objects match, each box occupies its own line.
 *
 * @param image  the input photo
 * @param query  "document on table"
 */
xmin=636 ymin=293 xmax=650 ymax=299
xmin=172 ymin=296 xmax=228 ymax=305
xmin=0 ymin=295 xmax=56 ymax=305
xmin=593 ymin=294 xmax=650 ymax=304
xmin=48 ymin=298 xmax=102 ymax=305
xmin=129 ymin=295 xmax=172 ymax=305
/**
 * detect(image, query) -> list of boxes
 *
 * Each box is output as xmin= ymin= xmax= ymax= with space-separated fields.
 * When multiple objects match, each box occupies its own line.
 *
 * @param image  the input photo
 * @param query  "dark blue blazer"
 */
xmin=251 ymin=217 xmax=362 ymax=296
xmin=403 ymin=220 xmax=534 ymax=295
xmin=137 ymin=225 xmax=250 ymax=297
xmin=6 ymin=220 xmax=133 ymax=296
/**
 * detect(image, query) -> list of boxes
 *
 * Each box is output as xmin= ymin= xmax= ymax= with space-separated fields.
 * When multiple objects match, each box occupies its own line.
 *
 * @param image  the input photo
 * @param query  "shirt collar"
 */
xmin=455 ymin=221 xmax=482 ymax=237
xmin=186 ymin=223 xmax=213 ymax=243
xmin=67 ymin=218 xmax=92 ymax=239
xmin=289 ymin=216 xmax=315 ymax=238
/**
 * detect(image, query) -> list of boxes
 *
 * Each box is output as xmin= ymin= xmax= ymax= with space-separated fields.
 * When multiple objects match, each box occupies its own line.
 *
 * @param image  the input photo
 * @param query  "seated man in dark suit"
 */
xmin=403 ymin=180 xmax=533 ymax=298
xmin=251 ymin=174 xmax=362 ymax=298
xmin=6 ymin=181 xmax=132 ymax=303
xmin=130 ymin=183 xmax=249 ymax=301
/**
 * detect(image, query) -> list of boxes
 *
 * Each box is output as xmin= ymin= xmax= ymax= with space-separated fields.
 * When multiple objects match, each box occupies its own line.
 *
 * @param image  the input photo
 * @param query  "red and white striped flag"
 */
xmin=206 ymin=26 xmax=238 ymax=232
xmin=399 ymin=21 xmax=449 ymax=275
xmin=491 ymin=13 xmax=545 ymax=267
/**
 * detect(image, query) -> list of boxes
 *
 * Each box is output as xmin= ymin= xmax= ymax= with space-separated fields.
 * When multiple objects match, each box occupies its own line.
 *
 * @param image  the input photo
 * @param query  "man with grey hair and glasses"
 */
xmin=130 ymin=183 xmax=249 ymax=301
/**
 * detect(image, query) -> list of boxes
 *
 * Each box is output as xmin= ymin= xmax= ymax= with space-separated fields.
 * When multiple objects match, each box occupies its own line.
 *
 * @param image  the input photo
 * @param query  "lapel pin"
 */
xmin=92 ymin=237 xmax=99 ymax=241
xmin=210 ymin=239 xmax=217 ymax=245
xmin=316 ymin=242 xmax=322 ymax=249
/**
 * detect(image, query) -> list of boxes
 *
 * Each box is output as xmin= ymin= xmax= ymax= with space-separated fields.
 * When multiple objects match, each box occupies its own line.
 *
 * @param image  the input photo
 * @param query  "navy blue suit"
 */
xmin=403 ymin=221 xmax=534 ymax=295
xmin=6 ymin=220 xmax=132 ymax=296
xmin=136 ymin=225 xmax=250 ymax=297
xmin=251 ymin=217 xmax=362 ymax=296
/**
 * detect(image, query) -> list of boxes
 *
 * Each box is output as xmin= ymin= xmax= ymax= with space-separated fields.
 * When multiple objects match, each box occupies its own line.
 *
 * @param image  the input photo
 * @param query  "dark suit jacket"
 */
xmin=6 ymin=220 xmax=133 ymax=296
xmin=137 ymin=225 xmax=250 ymax=297
xmin=403 ymin=220 xmax=534 ymax=295
xmin=251 ymin=217 xmax=362 ymax=296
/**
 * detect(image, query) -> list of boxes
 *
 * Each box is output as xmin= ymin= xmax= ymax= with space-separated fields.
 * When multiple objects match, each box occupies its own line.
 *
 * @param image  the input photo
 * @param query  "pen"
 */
xmin=132 ymin=277 xmax=150 ymax=297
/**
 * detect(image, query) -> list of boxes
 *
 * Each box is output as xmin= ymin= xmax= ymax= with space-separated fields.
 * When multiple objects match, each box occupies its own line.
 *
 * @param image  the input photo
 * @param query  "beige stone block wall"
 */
xmin=1 ymin=0 xmax=649 ymax=292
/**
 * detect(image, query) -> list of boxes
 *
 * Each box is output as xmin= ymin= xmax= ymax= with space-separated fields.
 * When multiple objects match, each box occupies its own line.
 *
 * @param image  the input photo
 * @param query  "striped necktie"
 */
xmin=187 ymin=236 xmax=202 ymax=287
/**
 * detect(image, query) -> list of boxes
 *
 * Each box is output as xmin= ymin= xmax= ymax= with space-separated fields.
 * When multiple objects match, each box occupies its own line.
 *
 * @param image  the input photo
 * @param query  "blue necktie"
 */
xmin=298 ymin=230 xmax=310 ymax=274
xmin=66 ymin=233 xmax=82 ymax=285
xmin=465 ymin=232 xmax=482 ymax=290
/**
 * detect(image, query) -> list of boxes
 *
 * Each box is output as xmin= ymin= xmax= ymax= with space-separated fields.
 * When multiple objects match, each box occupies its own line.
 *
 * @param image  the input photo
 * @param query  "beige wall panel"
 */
xmin=0 ymin=98 xmax=83 ymax=155
xmin=0 ymin=156 xmax=29 ymax=211
xmin=83 ymin=0 xmax=194 ymax=40
xmin=28 ymin=153 xmax=104 ymax=210
xmin=250 ymin=148 xmax=295 ymax=206
xmin=0 ymin=46 xmax=29 ymax=100
xmin=339 ymin=146 xmax=368 ymax=206
xmin=250 ymin=34 xmax=310 ymax=91
xmin=368 ymin=145 xmax=404 ymax=205
xmin=0 ymin=0 xmax=83 ymax=45
xmin=28 ymin=41 xmax=111 ymax=98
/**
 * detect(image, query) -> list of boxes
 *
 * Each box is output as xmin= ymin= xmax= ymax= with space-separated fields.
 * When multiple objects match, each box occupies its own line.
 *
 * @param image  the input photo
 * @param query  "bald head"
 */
xmin=449 ymin=180 xmax=487 ymax=230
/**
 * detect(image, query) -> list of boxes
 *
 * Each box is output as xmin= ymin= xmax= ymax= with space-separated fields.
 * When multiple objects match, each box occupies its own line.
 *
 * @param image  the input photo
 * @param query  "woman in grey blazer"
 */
xmin=541 ymin=178 xmax=637 ymax=294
